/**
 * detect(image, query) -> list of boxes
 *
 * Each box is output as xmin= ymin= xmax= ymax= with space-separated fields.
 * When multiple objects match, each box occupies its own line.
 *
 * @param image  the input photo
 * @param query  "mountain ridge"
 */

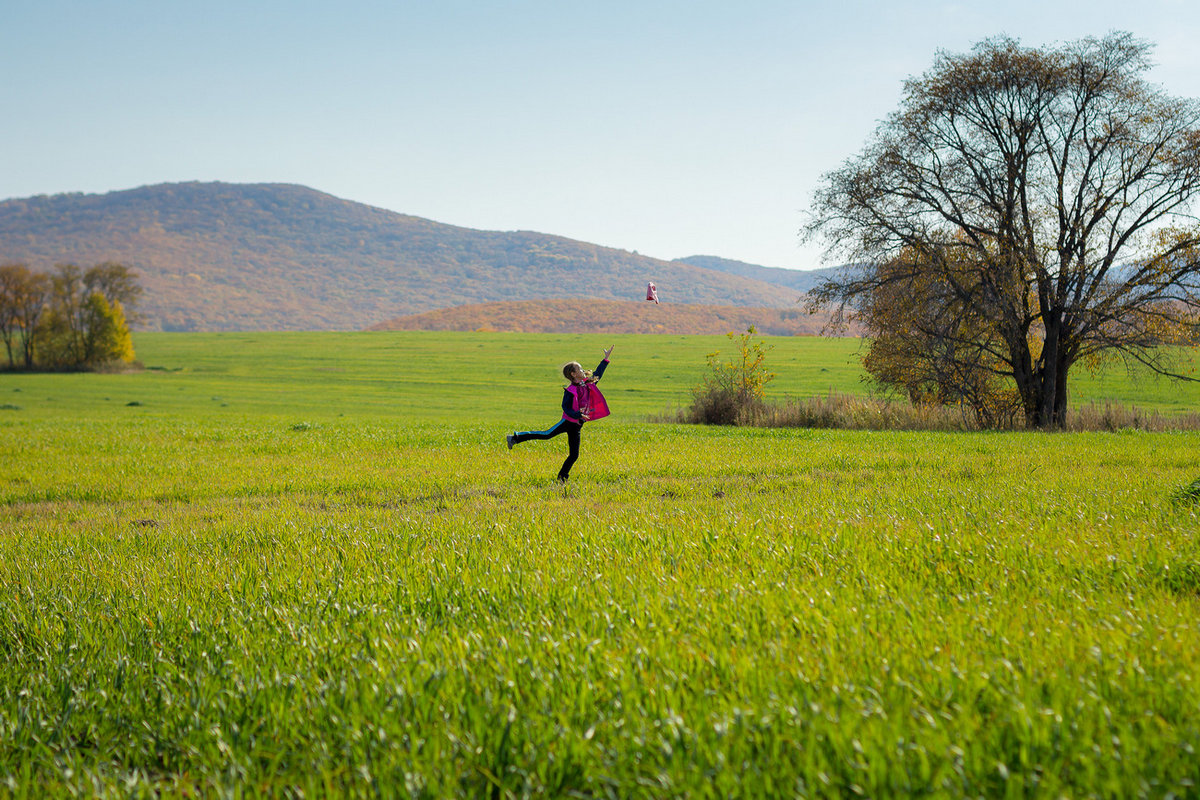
xmin=674 ymin=254 xmax=838 ymax=294
xmin=0 ymin=182 xmax=829 ymax=332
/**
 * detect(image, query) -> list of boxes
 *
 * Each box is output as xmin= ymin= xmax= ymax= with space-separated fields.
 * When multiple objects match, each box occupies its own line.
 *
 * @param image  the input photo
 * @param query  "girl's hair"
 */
xmin=562 ymin=361 xmax=583 ymax=381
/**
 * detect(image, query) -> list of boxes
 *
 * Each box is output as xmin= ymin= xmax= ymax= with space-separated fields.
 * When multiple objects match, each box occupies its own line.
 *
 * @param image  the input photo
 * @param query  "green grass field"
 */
xmin=2 ymin=332 xmax=1199 ymax=797
xmin=5 ymin=330 xmax=1199 ymax=422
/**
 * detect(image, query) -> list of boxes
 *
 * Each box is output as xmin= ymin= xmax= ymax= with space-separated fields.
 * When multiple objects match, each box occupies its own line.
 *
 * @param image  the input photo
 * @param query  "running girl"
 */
xmin=506 ymin=345 xmax=614 ymax=482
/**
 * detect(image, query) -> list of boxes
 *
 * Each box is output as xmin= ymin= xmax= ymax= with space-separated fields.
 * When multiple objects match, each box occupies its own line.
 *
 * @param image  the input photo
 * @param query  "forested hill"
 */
xmin=674 ymin=255 xmax=839 ymax=294
xmin=0 ymin=182 xmax=821 ymax=332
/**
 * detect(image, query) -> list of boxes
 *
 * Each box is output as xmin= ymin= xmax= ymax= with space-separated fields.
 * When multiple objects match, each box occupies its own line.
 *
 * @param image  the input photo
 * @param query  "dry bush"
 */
xmin=1066 ymin=402 xmax=1200 ymax=433
xmin=684 ymin=327 xmax=775 ymax=426
xmin=756 ymin=394 xmax=983 ymax=431
xmin=660 ymin=394 xmax=1200 ymax=432
xmin=685 ymin=384 xmax=764 ymax=426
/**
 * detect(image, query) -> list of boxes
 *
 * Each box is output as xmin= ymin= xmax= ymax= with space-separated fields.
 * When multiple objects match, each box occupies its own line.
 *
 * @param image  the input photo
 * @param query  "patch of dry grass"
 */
xmin=662 ymin=393 xmax=1200 ymax=432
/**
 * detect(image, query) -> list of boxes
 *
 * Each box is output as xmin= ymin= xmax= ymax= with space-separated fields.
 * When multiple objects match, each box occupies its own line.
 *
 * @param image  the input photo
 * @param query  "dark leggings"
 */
xmin=512 ymin=419 xmax=581 ymax=481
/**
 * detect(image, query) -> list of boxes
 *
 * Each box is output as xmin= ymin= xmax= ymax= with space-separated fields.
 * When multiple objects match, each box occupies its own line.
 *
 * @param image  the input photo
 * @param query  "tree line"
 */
xmin=0 ymin=262 xmax=141 ymax=370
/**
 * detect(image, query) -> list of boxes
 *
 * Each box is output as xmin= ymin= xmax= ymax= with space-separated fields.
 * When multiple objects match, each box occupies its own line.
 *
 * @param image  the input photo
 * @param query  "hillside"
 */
xmin=0 ymin=182 xmax=820 ymax=332
xmin=368 ymin=299 xmax=847 ymax=335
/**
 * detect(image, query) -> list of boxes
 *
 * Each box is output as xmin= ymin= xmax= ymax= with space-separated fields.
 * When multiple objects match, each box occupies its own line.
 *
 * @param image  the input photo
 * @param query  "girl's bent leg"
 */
xmin=512 ymin=419 xmax=571 ymax=445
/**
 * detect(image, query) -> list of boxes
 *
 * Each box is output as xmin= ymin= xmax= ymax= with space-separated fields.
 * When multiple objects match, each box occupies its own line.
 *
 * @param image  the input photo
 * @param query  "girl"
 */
xmin=507 ymin=345 xmax=614 ymax=482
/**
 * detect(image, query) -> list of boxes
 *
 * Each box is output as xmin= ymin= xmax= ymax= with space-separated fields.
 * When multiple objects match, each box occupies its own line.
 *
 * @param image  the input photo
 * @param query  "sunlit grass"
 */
xmin=1 ymin=332 xmax=1199 ymax=796
xmin=5 ymin=330 xmax=1197 ymax=422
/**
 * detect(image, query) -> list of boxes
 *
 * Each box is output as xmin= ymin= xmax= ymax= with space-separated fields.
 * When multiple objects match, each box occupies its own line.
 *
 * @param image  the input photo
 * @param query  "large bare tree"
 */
xmin=805 ymin=33 xmax=1200 ymax=428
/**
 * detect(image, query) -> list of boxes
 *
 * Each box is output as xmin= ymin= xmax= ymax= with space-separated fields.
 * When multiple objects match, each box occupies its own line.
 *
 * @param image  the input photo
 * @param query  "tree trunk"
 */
xmin=1006 ymin=325 xmax=1046 ymax=429
xmin=21 ymin=327 xmax=36 ymax=368
xmin=1034 ymin=316 xmax=1066 ymax=429
xmin=1053 ymin=361 xmax=1070 ymax=427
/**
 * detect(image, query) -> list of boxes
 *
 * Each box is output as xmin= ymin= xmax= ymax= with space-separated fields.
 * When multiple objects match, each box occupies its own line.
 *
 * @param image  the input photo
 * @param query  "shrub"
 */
xmin=686 ymin=327 xmax=775 ymax=425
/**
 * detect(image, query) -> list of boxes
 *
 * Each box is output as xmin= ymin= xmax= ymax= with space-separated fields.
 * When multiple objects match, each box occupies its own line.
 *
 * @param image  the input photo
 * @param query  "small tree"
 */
xmin=37 ymin=265 xmax=87 ymax=367
xmin=0 ymin=264 xmax=27 ymax=368
xmin=0 ymin=264 xmax=49 ymax=369
xmin=16 ymin=271 xmax=49 ymax=369
xmin=82 ymin=293 xmax=135 ymax=365
xmin=85 ymin=262 xmax=144 ymax=327
xmin=689 ymin=326 xmax=776 ymax=425
xmin=33 ymin=302 xmax=75 ymax=369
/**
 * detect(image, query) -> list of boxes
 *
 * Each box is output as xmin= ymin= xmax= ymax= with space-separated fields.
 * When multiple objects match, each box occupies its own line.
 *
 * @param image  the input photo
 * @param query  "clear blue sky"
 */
xmin=4 ymin=0 xmax=1200 ymax=271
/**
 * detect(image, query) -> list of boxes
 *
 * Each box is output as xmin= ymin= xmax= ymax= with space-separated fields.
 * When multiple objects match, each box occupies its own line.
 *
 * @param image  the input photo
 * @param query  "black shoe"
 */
xmin=506 ymin=434 xmax=516 ymax=450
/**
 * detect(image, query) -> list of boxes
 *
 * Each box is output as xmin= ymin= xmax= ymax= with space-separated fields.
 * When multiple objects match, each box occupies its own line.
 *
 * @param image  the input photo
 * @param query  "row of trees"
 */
xmin=0 ymin=262 xmax=141 ymax=370
xmin=806 ymin=32 xmax=1200 ymax=429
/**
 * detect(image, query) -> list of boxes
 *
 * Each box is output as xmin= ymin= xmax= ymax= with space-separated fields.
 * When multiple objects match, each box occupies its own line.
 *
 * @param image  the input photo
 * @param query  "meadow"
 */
xmin=1 ymin=332 xmax=1199 ymax=797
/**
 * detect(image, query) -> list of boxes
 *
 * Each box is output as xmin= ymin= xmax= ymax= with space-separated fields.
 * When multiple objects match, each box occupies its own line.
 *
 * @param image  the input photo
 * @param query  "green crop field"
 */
xmin=5 ymin=330 xmax=1198 ymax=423
xmin=2 ymin=332 xmax=1199 ymax=797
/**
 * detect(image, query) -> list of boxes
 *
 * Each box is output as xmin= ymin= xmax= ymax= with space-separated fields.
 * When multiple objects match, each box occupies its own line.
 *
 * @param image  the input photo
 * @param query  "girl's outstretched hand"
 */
xmin=603 ymin=345 xmax=614 ymax=360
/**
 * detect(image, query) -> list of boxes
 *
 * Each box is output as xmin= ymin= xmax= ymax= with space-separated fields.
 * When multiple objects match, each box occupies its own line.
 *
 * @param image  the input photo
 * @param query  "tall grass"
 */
xmin=670 ymin=392 xmax=1200 ymax=432
xmin=2 ymin=332 xmax=1200 ymax=796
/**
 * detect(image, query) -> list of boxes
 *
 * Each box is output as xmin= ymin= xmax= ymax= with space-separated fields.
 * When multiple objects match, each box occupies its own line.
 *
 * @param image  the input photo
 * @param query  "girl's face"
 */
xmin=569 ymin=365 xmax=586 ymax=383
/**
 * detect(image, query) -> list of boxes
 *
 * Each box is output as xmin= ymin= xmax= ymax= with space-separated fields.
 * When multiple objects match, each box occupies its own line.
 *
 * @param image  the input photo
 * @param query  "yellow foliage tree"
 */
xmin=82 ymin=293 xmax=135 ymax=365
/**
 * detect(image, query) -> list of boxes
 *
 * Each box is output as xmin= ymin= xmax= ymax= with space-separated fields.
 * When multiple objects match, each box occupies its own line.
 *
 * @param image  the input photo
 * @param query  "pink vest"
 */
xmin=563 ymin=381 xmax=610 ymax=422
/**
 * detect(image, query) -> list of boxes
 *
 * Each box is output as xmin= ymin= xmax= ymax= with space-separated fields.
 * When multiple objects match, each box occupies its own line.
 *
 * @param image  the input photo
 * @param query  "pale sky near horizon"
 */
xmin=4 ymin=0 xmax=1200 ymax=272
